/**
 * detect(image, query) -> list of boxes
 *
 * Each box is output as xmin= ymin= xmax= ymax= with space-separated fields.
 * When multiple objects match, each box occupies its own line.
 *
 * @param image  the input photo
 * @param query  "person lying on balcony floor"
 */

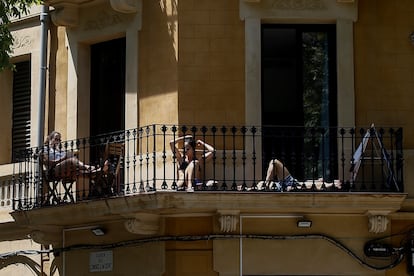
xmin=259 ymin=159 xmax=342 ymax=191
xmin=43 ymin=131 xmax=109 ymax=180
xmin=170 ymin=135 xmax=215 ymax=192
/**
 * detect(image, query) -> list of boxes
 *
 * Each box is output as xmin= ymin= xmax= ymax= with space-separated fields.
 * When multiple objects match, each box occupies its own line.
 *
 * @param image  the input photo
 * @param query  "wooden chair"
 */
xmin=39 ymin=151 xmax=77 ymax=205
xmin=89 ymin=142 xmax=124 ymax=197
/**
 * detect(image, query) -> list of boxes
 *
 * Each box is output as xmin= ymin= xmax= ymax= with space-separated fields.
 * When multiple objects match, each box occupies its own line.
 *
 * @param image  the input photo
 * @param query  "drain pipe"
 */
xmin=37 ymin=4 xmax=49 ymax=148
xmin=36 ymin=4 xmax=49 ymax=193
xmin=36 ymin=5 xmax=49 ymax=276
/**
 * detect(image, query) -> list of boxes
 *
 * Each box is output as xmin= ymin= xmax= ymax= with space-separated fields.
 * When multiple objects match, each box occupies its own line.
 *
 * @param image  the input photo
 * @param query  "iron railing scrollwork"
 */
xmin=11 ymin=125 xmax=403 ymax=210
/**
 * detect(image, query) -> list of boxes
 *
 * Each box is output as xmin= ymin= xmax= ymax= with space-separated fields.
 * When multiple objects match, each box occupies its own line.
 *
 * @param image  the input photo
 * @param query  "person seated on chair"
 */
xmin=43 ymin=131 xmax=108 ymax=180
xmin=262 ymin=159 xmax=342 ymax=191
xmin=170 ymin=135 xmax=215 ymax=192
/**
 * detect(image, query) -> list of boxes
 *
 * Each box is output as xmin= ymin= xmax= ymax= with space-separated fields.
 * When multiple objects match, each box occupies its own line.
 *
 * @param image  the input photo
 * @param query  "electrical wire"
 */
xmin=0 ymin=233 xmax=404 ymax=271
xmin=0 ymin=249 xmax=52 ymax=259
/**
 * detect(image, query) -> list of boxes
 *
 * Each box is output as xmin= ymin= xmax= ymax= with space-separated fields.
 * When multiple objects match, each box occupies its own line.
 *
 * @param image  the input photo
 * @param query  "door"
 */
xmin=261 ymin=24 xmax=337 ymax=181
xmin=90 ymin=37 xmax=126 ymax=137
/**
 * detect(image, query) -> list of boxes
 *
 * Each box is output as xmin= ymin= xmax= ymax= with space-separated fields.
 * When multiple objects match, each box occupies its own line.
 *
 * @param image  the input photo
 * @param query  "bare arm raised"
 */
xmin=196 ymin=139 xmax=215 ymax=162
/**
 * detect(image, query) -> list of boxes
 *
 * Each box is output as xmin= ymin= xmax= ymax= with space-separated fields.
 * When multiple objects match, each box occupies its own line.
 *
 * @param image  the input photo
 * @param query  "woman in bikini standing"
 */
xmin=170 ymin=135 xmax=215 ymax=192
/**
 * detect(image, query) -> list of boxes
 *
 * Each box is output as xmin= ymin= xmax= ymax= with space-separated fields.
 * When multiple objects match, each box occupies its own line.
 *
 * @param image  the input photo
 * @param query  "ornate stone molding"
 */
xmin=11 ymin=34 xmax=32 ymax=50
xmin=50 ymin=0 xmax=141 ymax=27
xmin=110 ymin=0 xmax=140 ymax=14
xmin=217 ymin=210 xmax=240 ymax=233
xmin=81 ymin=9 xmax=126 ymax=31
xmin=366 ymin=211 xmax=390 ymax=234
xmin=124 ymin=213 xmax=160 ymax=235
xmin=271 ymin=0 xmax=326 ymax=10
xmin=50 ymin=4 xmax=79 ymax=27
xmin=242 ymin=0 xmax=355 ymax=6
xmin=240 ymin=0 xmax=358 ymax=21
xmin=29 ymin=230 xmax=61 ymax=244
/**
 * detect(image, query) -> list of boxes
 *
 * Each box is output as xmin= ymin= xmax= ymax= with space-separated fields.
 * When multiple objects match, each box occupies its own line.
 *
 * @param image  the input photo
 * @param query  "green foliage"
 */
xmin=0 ymin=0 xmax=42 ymax=71
xmin=302 ymin=31 xmax=329 ymax=130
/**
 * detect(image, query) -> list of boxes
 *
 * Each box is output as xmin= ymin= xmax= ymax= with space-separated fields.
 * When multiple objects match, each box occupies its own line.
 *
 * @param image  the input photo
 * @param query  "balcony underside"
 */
xmin=11 ymin=192 xmax=406 ymax=227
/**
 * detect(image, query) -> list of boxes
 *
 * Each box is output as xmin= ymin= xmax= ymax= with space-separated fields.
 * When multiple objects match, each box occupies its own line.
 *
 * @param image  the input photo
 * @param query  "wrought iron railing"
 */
xmin=12 ymin=125 xmax=403 ymax=210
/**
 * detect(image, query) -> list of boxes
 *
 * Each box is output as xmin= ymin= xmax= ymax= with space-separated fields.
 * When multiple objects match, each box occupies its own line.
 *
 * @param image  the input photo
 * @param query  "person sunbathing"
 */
xmin=170 ymin=135 xmax=215 ymax=192
xmin=260 ymin=159 xmax=342 ymax=191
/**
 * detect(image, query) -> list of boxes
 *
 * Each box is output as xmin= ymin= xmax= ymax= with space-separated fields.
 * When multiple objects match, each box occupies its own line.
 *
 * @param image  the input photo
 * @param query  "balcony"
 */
xmin=11 ymin=125 xmax=403 ymax=211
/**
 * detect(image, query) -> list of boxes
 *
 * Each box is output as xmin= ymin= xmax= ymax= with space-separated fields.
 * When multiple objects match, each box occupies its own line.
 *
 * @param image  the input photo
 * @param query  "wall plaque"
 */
xmin=89 ymin=250 xmax=113 ymax=272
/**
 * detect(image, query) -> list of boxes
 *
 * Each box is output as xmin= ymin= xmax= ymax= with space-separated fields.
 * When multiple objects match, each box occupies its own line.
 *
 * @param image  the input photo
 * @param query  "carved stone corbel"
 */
xmin=29 ymin=230 xmax=61 ymax=245
xmin=50 ymin=4 xmax=79 ymax=27
xmin=366 ymin=211 xmax=390 ymax=234
xmin=124 ymin=213 xmax=160 ymax=235
xmin=110 ymin=0 xmax=140 ymax=14
xmin=217 ymin=210 xmax=240 ymax=233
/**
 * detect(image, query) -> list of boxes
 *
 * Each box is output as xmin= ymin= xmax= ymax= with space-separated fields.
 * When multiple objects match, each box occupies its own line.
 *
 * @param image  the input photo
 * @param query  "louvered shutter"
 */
xmin=12 ymin=60 xmax=31 ymax=160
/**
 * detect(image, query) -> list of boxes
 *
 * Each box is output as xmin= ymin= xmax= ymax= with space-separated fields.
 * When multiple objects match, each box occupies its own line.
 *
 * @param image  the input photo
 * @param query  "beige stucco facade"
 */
xmin=1 ymin=0 xmax=414 ymax=275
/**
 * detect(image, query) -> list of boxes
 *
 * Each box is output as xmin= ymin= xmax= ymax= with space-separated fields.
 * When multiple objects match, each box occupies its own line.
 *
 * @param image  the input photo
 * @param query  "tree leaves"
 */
xmin=0 ymin=0 xmax=42 ymax=71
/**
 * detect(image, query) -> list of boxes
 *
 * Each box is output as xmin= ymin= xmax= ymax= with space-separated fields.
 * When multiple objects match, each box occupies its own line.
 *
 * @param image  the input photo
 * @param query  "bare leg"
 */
xmin=265 ymin=159 xmax=292 ymax=188
xmin=265 ymin=160 xmax=276 ymax=185
xmin=176 ymin=170 xmax=185 ymax=189
xmin=53 ymin=158 xmax=78 ymax=179
xmin=184 ymin=160 xmax=200 ymax=190
xmin=54 ymin=157 xmax=95 ymax=179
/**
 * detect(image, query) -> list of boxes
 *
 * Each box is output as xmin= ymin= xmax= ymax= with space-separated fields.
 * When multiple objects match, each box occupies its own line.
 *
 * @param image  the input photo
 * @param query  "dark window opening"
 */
xmin=261 ymin=24 xmax=337 ymax=181
xmin=90 ymin=37 xmax=126 ymax=137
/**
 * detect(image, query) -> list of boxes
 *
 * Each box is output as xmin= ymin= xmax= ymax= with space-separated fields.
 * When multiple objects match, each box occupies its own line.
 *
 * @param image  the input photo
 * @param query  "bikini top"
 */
xmin=179 ymin=161 xmax=189 ymax=170
xmin=179 ymin=160 xmax=201 ymax=171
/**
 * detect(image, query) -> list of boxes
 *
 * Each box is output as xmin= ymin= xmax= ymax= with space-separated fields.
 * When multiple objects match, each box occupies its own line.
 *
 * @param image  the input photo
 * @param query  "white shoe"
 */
xmin=205 ymin=180 xmax=218 ymax=187
xmin=256 ymin=181 xmax=266 ymax=190
xmin=186 ymin=187 xmax=194 ymax=193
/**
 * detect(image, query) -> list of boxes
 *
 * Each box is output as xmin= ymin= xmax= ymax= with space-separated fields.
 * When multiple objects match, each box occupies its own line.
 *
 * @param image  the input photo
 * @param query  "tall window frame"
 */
xmin=240 ymin=1 xmax=358 ymax=178
xmin=261 ymin=24 xmax=337 ymax=180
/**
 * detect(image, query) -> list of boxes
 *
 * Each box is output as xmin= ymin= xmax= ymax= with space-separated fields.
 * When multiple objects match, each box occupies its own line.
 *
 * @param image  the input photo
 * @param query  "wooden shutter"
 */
xmin=12 ymin=60 xmax=31 ymax=160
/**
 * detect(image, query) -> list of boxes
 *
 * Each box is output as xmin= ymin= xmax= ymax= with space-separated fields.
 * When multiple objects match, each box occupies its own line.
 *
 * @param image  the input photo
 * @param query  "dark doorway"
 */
xmin=261 ymin=24 xmax=337 ymax=181
xmin=90 ymin=38 xmax=126 ymax=137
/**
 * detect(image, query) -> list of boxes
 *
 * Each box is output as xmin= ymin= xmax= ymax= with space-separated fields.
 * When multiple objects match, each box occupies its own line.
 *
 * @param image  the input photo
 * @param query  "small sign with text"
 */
xmin=90 ymin=250 xmax=113 ymax=272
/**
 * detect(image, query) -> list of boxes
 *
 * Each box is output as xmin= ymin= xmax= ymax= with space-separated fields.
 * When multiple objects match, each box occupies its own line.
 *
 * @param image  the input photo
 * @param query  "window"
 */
xmin=12 ymin=60 xmax=31 ymax=161
xmin=90 ymin=37 xmax=126 ymax=137
xmin=261 ymin=24 xmax=337 ymax=181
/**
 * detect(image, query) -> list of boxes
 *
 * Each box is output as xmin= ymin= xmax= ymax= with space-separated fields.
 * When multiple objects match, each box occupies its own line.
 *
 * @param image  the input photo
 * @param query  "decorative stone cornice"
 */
xmin=217 ymin=210 xmax=240 ymax=233
xmin=10 ymin=193 xmax=406 ymax=231
xmin=366 ymin=211 xmax=390 ymax=234
xmin=50 ymin=4 xmax=79 ymax=27
xmin=240 ymin=0 xmax=358 ymax=22
xmin=110 ymin=0 xmax=140 ymax=13
xmin=243 ymin=0 xmax=355 ymax=3
xmin=124 ymin=213 xmax=160 ymax=235
xmin=29 ymin=230 xmax=61 ymax=244
xmin=50 ymin=0 xmax=140 ymax=27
